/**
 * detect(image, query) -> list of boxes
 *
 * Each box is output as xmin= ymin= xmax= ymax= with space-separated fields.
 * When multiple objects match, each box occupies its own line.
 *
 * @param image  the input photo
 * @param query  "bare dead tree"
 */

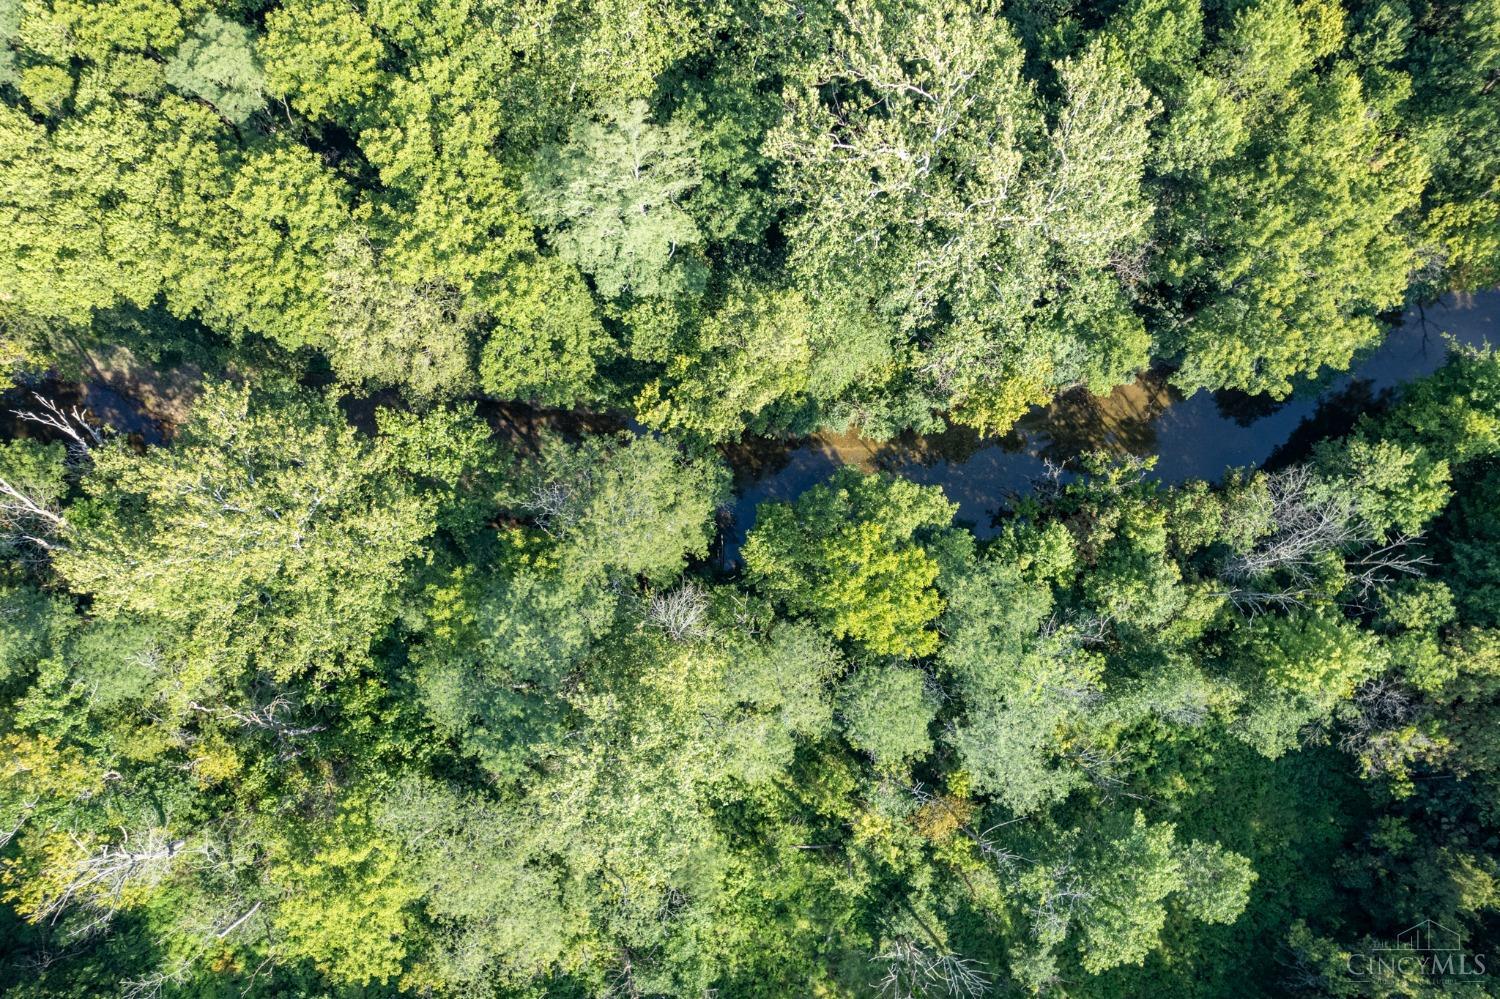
xmin=604 ymin=947 xmax=644 ymax=999
xmin=1348 ymin=676 xmax=1415 ymax=730
xmin=1158 ymin=691 xmax=1213 ymax=728
xmin=1344 ymin=536 xmax=1435 ymax=603
xmin=121 ymin=960 xmax=194 ymax=999
xmin=1275 ymin=937 xmax=1345 ymax=995
xmin=212 ymin=900 xmax=263 ymax=939
xmin=0 ymin=473 xmax=66 ymax=553
xmin=645 ymin=583 xmax=708 ymax=642
xmin=656 ymin=886 xmax=689 ymax=924
xmin=1043 ymin=671 xmax=1104 ymax=712
xmin=1031 ymin=458 xmax=1071 ymax=503
xmin=966 ymin=820 xmax=1026 ymax=872
xmin=523 ymin=478 xmax=577 ymax=537
xmin=1219 ymin=586 xmax=1315 ymax=615
xmin=0 ymin=812 xmax=28 ymax=851
xmin=1296 ymin=711 xmax=1338 ymax=751
xmin=1028 ymin=862 xmax=1092 ymax=943
xmin=1108 ymin=241 xmax=1153 ymax=287
xmin=32 ymin=828 xmax=198 ymax=940
xmin=187 ymin=695 xmax=325 ymax=761
xmin=1221 ymin=466 xmax=1365 ymax=586
xmin=1037 ymin=611 xmax=1109 ymax=648
xmin=718 ymin=589 xmax=765 ymax=638
xmin=1337 ymin=677 xmax=1439 ymax=778
xmin=1218 ymin=466 xmax=1431 ymax=613
xmin=13 ymin=943 xmax=73 ymax=975
xmin=903 ymin=780 xmax=1027 ymax=877
xmin=118 ymin=901 xmax=265 ymax=999
xmin=0 ymin=393 xmax=106 ymax=556
xmin=1073 ymin=744 xmax=1155 ymax=805
xmin=874 ymin=938 xmax=991 ymax=999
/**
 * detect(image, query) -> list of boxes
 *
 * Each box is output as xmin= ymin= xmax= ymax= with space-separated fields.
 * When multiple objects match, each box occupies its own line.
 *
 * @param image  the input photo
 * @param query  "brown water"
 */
xmin=721 ymin=291 xmax=1500 ymax=559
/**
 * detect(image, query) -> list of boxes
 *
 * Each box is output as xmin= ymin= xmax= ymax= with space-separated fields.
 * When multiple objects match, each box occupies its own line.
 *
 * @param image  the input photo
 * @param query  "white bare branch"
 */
xmin=1217 ymin=466 xmax=1430 ymax=612
xmin=645 ymin=583 xmax=708 ymax=642
xmin=12 ymin=393 xmax=103 ymax=453
xmin=874 ymin=938 xmax=991 ymax=999
xmin=187 ymin=696 xmax=324 ymax=760
xmin=0 ymin=474 xmax=65 ymax=530
xmin=34 ymin=828 xmax=195 ymax=931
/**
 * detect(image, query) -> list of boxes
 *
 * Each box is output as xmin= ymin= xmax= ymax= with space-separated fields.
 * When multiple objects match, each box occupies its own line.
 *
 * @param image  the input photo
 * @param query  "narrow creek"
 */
xmin=720 ymin=291 xmax=1500 ymax=560
xmin=4 ymin=292 xmax=1496 ymax=567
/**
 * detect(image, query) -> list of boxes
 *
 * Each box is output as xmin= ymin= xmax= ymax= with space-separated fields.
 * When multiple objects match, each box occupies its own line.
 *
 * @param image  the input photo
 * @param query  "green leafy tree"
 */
xmin=1407 ymin=0 xmax=1500 ymax=288
xmin=1074 ymin=464 xmax=1190 ymax=630
xmin=0 ymin=97 xmax=222 ymax=325
xmin=1153 ymin=0 xmax=1427 ymax=396
xmin=838 ymin=664 xmax=935 ymax=770
xmin=415 ymin=432 xmax=727 ymax=774
xmin=1232 ymin=609 xmax=1388 ymax=758
xmin=260 ymin=0 xmax=384 ymax=124
xmin=744 ymin=469 xmax=965 ymax=656
xmin=1313 ymin=436 xmax=1451 ymax=535
xmin=0 ymin=0 xmax=20 ymax=88
xmin=399 ymin=616 xmax=840 ymax=991
xmin=477 ymin=256 xmax=611 ymax=406
xmin=517 ymin=432 xmax=729 ymax=585
xmin=640 ymin=284 xmax=825 ymax=441
xmin=1178 ymin=840 xmax=1259 ymax=924
xmin=1020 ymin=812 xmax=1253 ymax=979
xmin=1378 ymin=345 xmax=1500 ymax=464
xmin=525 ymin=99 xmax=706 ymax=300
xmin=56 ymin=382 xmax=440 ymax=689
xmin=770 ymin=1 xmax=1154 ymax=431
xmin=268 ymin=807 xmax=422 ymax=987
xmin=175 ymin=142 xmax=351 ymax=347
xmin=352 ymin=17 xmax=535 ymax=310
xmin=940 ymin=544 xmax=1111 ymax=814
xmin=3 ymin=3 xmax=1500 ymax=995
xmin=322 ymin=233 xmax=481 ymax=402
xmin=164 ymin=12 xmax=265 ymax=126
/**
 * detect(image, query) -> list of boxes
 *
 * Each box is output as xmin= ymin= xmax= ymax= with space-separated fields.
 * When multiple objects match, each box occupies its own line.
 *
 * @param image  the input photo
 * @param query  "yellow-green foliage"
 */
xmin=744 ymin=468 xmax=961 ymax=657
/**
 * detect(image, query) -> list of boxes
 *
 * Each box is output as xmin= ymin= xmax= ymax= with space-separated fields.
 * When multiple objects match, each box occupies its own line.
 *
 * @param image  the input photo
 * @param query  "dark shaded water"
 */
xmin=723 ymin=292 xmax=1499 ymax=557
xmin=0 ymin=344 xmax=203 ymax=447
xmin=0 ymin=379 xmax=171 ymax=447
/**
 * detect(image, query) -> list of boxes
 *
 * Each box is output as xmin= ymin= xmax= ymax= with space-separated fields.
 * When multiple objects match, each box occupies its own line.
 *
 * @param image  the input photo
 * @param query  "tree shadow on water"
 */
xmin=1021 ymin=370 xmax=1175 ymax=465
xmin=1262 ymin=378 xmax=1393 ymax=471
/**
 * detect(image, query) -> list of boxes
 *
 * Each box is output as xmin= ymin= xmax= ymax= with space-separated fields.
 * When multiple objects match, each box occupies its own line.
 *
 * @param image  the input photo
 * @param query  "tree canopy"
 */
xmin=1 ymin=1 xmax=1499 ymax=996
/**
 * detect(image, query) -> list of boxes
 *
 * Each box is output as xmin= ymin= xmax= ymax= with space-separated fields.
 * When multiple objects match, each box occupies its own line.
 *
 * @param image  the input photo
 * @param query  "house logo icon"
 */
xmin=1351 ymin=918 xmax=1486 ymax=981
xmin=1378 ymin=920 xmax=1464 ymax=952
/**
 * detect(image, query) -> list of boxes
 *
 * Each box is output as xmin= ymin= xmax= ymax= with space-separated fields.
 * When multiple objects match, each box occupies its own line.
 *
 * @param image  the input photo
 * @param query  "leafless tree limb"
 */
xmin=874 ymin=938 xmax=990 ymax=999
xmin=644 ymin=583 xmax=708 ymax=642
xmin=32 ymin=827 xmax=200 ymax=941
xmin=187 ymin=696 xmax=325 ymax=761
xmin=12 ymin=393 xmax=103 ymax=454
xmin=1217 ymin=466 xmax=1432 ymax=613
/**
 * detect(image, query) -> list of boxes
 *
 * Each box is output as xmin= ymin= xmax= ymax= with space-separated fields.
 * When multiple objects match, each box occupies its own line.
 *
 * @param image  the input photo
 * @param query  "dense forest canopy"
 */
xmin=0 ymin=0 xmax=1499 ymax=996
